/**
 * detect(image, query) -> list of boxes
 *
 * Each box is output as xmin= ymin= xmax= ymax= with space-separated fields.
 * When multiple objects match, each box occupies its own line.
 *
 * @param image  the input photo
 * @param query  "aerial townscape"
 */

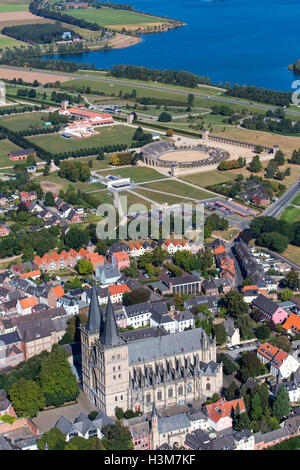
xmin=0 ymin=0 xmax=300 ymax=458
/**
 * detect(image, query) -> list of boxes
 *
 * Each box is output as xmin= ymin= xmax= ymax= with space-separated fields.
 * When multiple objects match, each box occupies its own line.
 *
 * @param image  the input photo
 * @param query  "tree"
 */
xmin=102 ymin=422 xmax=134 ymax=450
xmin=44 ymin=191 xmax=55 ymax=206
xmin=123 ymin=288 xmax=151 ymax=306
xmin=76 ymin=258 xmax=94 ymax=275
xmin=213 ymin=323 xmax=227 ymax=345
xmin=279 ymin=288 xmax=293 ymax=301
xmin=187 ymin=93 xmax=195 ymax=106
xmin=9 ymin=378 xmax=45 ymax=418
xmin=249 ymin=155 xmax=263 ymax=173
xmin=38 ymin=428 xmax=66 ymax=451
xmin=65 ymin=226 xmax=88 ymax=250
xmin=255 ymin=325 xmax=270 ymax=340
xmin=225 ymin=381 xmax=238 ymax=400
xmin=272 ymin=386 xmax=291 ymax=422
xmin=250 ymin=392 xmax=263 ymax=420
xmin=158 ymin=111 xmax=172 ymax=122
xmin=284 ymin=269 xmax=300 ymax=290
xmin=220 ymin=290 xmax=248 ymax=318
xmin=39 ymin=345 xmax=79 ymax=407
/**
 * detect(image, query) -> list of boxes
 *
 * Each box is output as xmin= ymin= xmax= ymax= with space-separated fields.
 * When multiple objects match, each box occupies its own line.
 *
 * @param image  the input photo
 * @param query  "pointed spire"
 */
xmin=151 ymin=401 xmax=158 ymax=419
xmin=86 ymin=283 xmax=104 ymax=333
xmin=100 ymin=295 xmax=123 ymax=347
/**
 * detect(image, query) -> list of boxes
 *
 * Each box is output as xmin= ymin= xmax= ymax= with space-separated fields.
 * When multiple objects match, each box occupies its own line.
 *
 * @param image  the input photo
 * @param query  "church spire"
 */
xmin=85 ymin=282 xmax=104 ymax=333
xmin=100 ymin=295 xmax=123 ymax=347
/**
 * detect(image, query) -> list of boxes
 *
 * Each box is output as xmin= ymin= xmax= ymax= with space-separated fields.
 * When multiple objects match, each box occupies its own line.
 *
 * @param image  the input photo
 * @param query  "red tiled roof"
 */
xmin=206 ymin=398 xmax=246 ymax=423
xmin=109 ymin=284 xmax=131 ymax=296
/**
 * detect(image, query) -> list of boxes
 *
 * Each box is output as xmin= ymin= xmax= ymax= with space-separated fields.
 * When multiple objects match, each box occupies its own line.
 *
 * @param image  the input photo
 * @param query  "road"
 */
xmin=262 ymin=179 xmax=300 ymax=218
xmin=2 ymin=66 xmax=300 ymax=116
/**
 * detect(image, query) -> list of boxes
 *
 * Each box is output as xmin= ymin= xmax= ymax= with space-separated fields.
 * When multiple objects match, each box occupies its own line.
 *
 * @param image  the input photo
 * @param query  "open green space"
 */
xmin=0 ymin=34 xmax=26 ymax=48
xmin=67 ymin=6 xmax=169 ymax=27
xmin=0 ymin=4 xmax=28 ymax=11
xmin=28 ymin=125 xmax=135 ymax=154
xmin=86 ymin=189 xmax=115 ymax=206
xmin=179 ymin=170 xmax=237 ymax=188
xmin=133 ymin=187 xmax=191 ymax=205
xmin=118 ymin=191 xmax=151 ymax=212
xmin=78 ymin=181 xmax=105 ymax=191
xmin=0 ymin=139 xmax=22 ymax=168
xmin=98 ymin=166 xmax=166 ymax=183
xmin=0 ymin=111 xmax=52 ymax=132
xmin=280 ymin=205 xmax=300 ymax=223
xmin=139 ymin=179 xmax=213 ymax=201
xmin=291 ymin=193 xmax=300 ymax=206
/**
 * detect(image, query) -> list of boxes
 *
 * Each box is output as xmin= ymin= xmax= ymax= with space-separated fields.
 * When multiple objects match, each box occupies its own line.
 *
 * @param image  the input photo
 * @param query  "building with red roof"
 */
xmin=257 ymin=342 xmax=299 ymax=379
xmin=205 ymin=397 xmax=246 ymax=432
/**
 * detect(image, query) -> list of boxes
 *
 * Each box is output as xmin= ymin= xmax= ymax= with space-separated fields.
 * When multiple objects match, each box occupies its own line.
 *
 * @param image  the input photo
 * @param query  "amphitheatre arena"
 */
xmin=141 ymin=131 xmax=277 ymax=176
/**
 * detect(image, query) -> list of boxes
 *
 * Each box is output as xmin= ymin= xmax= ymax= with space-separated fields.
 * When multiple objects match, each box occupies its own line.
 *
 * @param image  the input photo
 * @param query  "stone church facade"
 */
xmin=81 ymin=284 xmax=223 ymax=417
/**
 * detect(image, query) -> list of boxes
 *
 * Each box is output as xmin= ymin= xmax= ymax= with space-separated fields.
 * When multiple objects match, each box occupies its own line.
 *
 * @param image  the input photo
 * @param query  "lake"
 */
xmin=48 ymin=0 xmax=300 ymax=91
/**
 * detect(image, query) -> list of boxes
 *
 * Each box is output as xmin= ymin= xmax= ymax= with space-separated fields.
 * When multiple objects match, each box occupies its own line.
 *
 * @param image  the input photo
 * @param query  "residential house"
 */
xmin=9 ymin=149 xmax=36 ymax=161
xmin=16 ymin=296 xmax=38 ymax=315
xmin=108 ymin=284 xmax=130 ymax=303
xmin=257 ymin=342 xmax=300 ymax=379
xmin=223 ymin=318 xmax=240 ymax=346
xmin=111 ymin=251 xmax=130 ymax=271
xmin=251 ymin=294 xmax=288 ymax=324
xmin=205 ymin=397 xmax=246 ymax=432
xmin=95 ymin=264 xmax=121 ymax=286
xmin=55 ymin=411 xmax=113 ymax=442
xmin=0 ymin=223 xmax=10 ymax=237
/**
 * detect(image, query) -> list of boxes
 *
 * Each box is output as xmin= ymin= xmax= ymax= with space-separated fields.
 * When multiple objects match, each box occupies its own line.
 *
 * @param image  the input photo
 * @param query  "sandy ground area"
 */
xmin=40 ymin=181 xmax=62 ymax=194
xmin=0 ymin=11 xmax=53 ymax=27
xmin=109 ymin=21 xmax=168 ymax=31
xmin=0 ymin=67 xmax=74 ymax=84
xmin=108 ymin=32 xmax=141 ymax=49
xmin=160 ymin=150 xmax=211 ymax=162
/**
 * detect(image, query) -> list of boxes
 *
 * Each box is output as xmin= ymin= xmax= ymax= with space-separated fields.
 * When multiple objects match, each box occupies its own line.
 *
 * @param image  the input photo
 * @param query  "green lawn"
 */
xmin=0 ymin=4 xmax=28 ymax=11
xmin=28 ymin=125 xmax=135 ymax=154
xmin=68 ymin=6 xmax=169 ymax=27
xmin=0 ymin=111 xmax=52 ymax=132
xmin=0 ymin=34 xmax=26 ymax=48
xmin=180 ymin=170 xmax=237 ymax=188
xmin=118 ymin=191 xmax=151 ymax=212
xmin=280 ymin=205 xmax=300 ymax=223
xmin=0 ymin=139 xmax=22 ymax=168
xmin=291 ymin=194 xmax=300 ymax=206
xmin=140 ymin=180 xmax=213 ymax=201
xmin=133 ymin=187 xmax=191 ymax=205
xmin=98 ymin=166 xmax=166 ymax=183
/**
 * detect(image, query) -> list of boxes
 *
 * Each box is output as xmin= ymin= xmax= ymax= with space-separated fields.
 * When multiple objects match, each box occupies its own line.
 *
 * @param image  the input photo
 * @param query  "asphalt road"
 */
xmin=262 ymin=179 xmax=300 ymax=218
xmin=2 ymin=66 xmax=300 ymax=116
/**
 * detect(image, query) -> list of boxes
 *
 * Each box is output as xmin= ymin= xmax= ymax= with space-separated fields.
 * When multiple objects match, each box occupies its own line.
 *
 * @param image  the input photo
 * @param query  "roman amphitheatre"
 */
xmin=141 ymin=131 xmax=278 ymax=176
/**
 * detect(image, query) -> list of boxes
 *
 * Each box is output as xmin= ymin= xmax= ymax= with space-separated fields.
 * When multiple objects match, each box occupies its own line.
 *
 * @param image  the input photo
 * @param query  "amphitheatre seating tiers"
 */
xmin=141 ymin=141 xmax=230 ymax=169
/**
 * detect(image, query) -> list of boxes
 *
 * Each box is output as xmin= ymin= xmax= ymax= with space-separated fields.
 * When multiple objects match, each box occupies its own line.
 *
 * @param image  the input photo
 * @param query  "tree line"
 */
xmin=110 ymin=64 xmax=199 ymax=88
xmin=226 ymin=84 xmax=291 ymax=107
xmin=2 ymin=22 xmax=79 ymax=44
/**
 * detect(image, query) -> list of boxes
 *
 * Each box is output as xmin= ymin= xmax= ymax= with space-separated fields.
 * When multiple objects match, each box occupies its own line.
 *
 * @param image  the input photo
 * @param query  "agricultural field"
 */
xmin=0 ymin=33 xmax=26 ymax=48
xmin=282 ymin=244 xmax=300 ymax=267
xmin=139 ymin=179 xmax=214 ymax=201
xmin=0 ymin=111 xmax=52 ymax=132
xmin=98 ymin=166 xmax=166 ymax=183
xmin=67 ymin=6 xmax=170 ymax=28
xmin=0 ymin=4 xmax=28 ymax=11
xmin=0 ymin=139 xmax=22 ymax=168
xmin=28 ymin=125 xmax=135 ymax=154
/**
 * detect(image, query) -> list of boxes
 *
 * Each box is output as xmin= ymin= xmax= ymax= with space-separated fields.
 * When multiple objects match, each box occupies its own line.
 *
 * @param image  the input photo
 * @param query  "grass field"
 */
xmin=179 ymin=170 xmax=237 ymax=188
xmin=133 ymin=187 xmax=191 ymax=205
xmin=68 ymin=6 xmax=169 ymax=28
xmin=280 ymin=206 xmax=300 ymax=223
xmin=0 ymin=111 xmax=51 ymax=132
xmin=98 ymin=166 xmax=166 ymax=183
xmin=0 ymin=139 xmax=22 ymax=168
xmin=291 ymin=194 xmax=300 ymax=206
xmin=139 ymin=180 xmax=213 ymax=201
xmin=282 ymin=244 xmax=300 ymax=267
xmin=118 ymin=191 xmax=151 ymax=212
xmin=28 ymin=125 xmax=135 ymax=154
xmin=0 ymin=4 xmax=27 ymax=11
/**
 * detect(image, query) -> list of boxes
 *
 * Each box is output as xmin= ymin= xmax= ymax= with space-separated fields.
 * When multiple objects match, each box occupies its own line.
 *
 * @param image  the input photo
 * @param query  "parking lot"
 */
xmin=222 ymin=340 xmax=259 ymax=360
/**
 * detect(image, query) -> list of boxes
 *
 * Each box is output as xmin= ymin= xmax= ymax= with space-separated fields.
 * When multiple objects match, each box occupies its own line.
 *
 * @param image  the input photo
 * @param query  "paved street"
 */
xmin=263 ymin=179 xmax=300 ymax=219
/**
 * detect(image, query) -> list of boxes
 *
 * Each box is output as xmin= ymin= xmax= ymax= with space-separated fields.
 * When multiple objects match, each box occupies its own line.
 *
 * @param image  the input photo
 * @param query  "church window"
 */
xmin=146 ymin=394 xmax=151 ymax=403
xmin=115 ymin=396 xmax=118 ymax=402
xmin=178 ymin=385 xmax=183 ymax=395
xmin=157 ymin=391 xmax=162 ymax=401
xmin=168 ymin=388 xmax=173 ymax=398
xmin=206 ymin=383 xmax=211 ymax=391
